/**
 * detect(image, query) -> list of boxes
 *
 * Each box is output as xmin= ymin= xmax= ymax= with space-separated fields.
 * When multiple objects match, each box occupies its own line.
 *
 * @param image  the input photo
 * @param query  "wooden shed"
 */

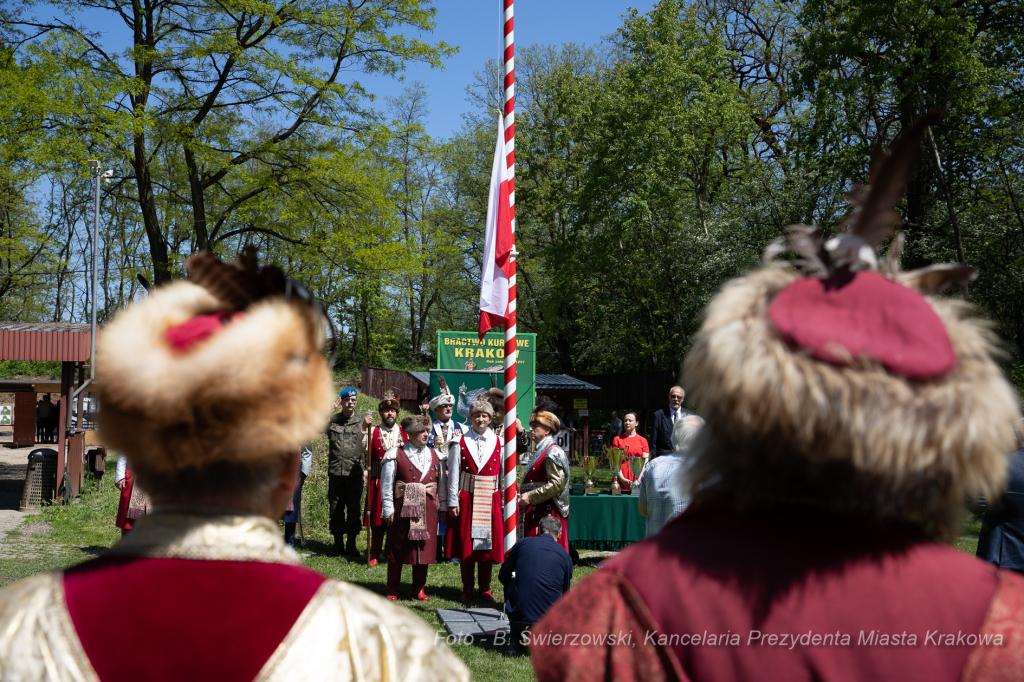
xmin=0 ymin=321 xmax=95 ymax=501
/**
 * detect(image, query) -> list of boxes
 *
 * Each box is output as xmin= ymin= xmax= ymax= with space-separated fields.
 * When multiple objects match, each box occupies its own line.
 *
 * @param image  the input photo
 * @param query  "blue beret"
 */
xmin=339 ymin=388 xmax=357 ymax=399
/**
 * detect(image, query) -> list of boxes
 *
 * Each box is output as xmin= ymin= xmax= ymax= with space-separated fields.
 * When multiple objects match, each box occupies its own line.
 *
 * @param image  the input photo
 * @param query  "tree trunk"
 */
xmin=133 ymin=134 xmax=171 ymax=283
xmin=184 ymin=147 xmax=209 ymax=252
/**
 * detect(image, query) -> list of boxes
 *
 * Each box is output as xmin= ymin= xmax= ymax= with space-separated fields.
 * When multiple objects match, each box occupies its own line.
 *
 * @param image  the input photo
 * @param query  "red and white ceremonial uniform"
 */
xmin=363 ymin=424 xmax=406 ymax=561
xmin=447 ymin=427 xmax=504 ymax=598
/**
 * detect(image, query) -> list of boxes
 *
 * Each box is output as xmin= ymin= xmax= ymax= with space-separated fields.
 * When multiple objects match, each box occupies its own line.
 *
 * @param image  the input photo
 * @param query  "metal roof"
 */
xmin=1 ymin=321 xmax=92 ymax=362
xmin=535 ymin=374 xmax=601 ymax=391
xmin=411 ymin=371 xmax=600 ymax=391
xmin=0 ymin=321 xmax=90 ymax=333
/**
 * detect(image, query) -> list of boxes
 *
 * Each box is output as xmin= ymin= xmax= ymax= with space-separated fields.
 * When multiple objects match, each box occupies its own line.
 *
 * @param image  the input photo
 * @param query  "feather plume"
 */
xmin=896 ymin=264 xmax=977 ymax=294
xmin=849 ymin=111 xmax=944 ymax=248
xmin=185 ymin=245 xmax=288 ymax=311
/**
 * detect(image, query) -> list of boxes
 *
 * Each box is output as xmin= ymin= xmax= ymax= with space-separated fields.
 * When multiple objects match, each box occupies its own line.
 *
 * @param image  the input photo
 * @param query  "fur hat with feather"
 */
xmin=684 ymin=113 xmax=1021 ymax=539
xmin=97 ymin=247 xmax=335 ymax=475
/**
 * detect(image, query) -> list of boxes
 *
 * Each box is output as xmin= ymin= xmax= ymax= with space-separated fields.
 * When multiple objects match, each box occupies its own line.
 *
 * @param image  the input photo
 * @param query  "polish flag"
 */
xmin=478 ymin=114 xmax=514 ymax=339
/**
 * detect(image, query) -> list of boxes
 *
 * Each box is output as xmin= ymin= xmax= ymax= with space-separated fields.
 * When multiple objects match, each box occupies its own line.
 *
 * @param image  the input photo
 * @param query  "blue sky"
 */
xmin=73 ymin=1 xmax=655 ymax=140
xmin=369 ymin=1 xmax=656 ymax=139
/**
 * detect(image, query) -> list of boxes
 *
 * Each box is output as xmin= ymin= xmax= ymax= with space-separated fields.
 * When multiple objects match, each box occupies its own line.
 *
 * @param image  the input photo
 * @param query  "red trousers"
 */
xmin=460 ymin=560 xmax=494 ymax=593
xmin=386 ymin=563 xmax=429 ymax=598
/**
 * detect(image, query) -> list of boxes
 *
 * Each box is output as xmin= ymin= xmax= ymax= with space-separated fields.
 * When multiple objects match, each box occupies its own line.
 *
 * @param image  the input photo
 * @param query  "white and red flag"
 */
xmin=478 ymin=113 xmax=515 ymax=339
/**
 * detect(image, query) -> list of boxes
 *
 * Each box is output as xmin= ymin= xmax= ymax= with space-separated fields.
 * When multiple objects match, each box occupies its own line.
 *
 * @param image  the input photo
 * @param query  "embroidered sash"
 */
xmin=396 ymin=481 xmax=437 ymax=541
xmin=459 ymin=473 xmax=497 ymax=548
xmin=126 ymin=483 xmax=152 ymax=520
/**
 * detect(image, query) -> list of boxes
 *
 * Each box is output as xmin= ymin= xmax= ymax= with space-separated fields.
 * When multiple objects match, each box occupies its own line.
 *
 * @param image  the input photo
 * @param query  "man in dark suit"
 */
xmin=650 ymin=386 xmax=694 ymax=458
xmin=499 ymin=515 xmax=573 ymax=656
xmin=977 ymin=423 xmax=1024 ymax=573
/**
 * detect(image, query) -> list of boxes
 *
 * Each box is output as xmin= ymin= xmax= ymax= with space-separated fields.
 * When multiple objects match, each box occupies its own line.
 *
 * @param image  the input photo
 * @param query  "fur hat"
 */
xmin=530 ymin=410 xmax=560 ymax=435
xmin=469 ymin=399 xmax=494 ymax=417
xmin=429 ymin=376 xmax=455 ymax=411
xmin=683 ymin=114 xmax=1020 ymax=538
xmin=378 ymin=389 xmax=400 ymax=413
xmin=487 ymin=387 xmax=504 ymax=413
xmin=96 ymin=248 xmax=334 ymax=475
xmin=401 ymin=414 xmax=431 ymax=434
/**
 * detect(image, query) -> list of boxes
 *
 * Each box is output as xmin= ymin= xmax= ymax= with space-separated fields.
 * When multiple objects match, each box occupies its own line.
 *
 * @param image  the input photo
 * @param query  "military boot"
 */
xmin=326 ymin=536 xmax=344 ymax=556
xmin=345 ymin=534 xmax=360 ymax=557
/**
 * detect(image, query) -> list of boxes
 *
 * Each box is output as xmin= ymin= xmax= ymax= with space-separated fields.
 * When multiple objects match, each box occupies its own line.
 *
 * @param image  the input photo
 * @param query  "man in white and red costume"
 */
xmin=0 ymin=248 xmax=469 ymax=681
xmin=520 ymin=410 xmax=570 ymax=553
xmin=447 ymin=398 xmax=505 ymax=602
xmin=382 ymin=414 xmax=446 ymax=601
xmin=363 ymin=390 xmax=406 ymax=567
xmin=429 ymin=376 xmax=467 ymax=449
xmin=531 ymin=116 xmax=1024 ymax=681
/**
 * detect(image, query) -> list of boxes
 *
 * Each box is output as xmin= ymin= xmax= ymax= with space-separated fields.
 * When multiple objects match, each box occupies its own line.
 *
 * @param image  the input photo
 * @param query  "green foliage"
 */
xmin=0 ymin=360 xmax=61 ymax=379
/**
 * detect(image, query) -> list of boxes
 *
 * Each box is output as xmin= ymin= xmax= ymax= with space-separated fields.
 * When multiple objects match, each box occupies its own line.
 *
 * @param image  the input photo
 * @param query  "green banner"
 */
xmin=435 ymin=331 xmax=536 ymax=421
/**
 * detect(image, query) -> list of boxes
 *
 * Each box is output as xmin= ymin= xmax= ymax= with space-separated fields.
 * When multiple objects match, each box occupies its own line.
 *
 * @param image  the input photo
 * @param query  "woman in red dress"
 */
xmin=613 ymin=412 xmax=649 ymax=492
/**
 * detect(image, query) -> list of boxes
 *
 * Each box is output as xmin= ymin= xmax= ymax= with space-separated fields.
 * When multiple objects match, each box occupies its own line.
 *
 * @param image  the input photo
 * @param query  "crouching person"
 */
xmin=0 ymin=248 xmax=469 ymax=681
xmin=383 ymin=414 xmax=446 ymax=601
xmin=499 ymin=515 xmax=573 ymax=656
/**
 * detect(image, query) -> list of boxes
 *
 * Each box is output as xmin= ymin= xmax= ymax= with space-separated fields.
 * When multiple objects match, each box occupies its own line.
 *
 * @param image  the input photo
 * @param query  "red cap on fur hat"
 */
xmin=683 ymin=114 xmax=1020 ymax=538
xmin=96 ymin=248 xmax=334 ymax=475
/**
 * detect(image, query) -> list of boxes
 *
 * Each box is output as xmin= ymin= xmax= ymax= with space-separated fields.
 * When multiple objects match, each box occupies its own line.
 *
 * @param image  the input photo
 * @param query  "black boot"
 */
xmin=345 ymin=534 xmax=360 ymax=557
xmin=326 ymin=536 xmax=344 ymax=556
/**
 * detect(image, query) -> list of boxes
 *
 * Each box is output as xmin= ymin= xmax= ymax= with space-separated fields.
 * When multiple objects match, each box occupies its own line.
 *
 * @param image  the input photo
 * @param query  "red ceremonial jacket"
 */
xmin=365 ymin=425 xmax=407 ymax=527
xmin=449 ymin=432 xmax=504 ymax=563
xmin=531 ymin=505 xmax=1024 ymax=682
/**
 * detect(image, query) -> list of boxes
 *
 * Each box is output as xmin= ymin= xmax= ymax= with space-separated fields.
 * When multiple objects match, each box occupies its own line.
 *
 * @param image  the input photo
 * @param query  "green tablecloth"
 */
xmin=567 ymin=492 xmax=646 ymax=551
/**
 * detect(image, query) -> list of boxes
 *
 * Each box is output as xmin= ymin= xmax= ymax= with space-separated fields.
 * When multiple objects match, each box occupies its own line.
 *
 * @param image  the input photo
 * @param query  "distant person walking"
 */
xmin=639 ymin=415 xmax=703 ymax=536
xmin=650 ymin=386 xmax=693 ymax=458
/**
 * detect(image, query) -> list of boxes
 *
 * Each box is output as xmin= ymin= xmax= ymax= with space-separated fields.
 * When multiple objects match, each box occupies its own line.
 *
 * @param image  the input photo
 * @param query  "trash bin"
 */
xmin=20 ymin=448 xmax=58 ymax=512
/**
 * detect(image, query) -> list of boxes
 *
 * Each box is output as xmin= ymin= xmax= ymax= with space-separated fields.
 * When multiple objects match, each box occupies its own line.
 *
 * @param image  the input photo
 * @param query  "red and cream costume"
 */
xmin=532 ymin=118 xmax=1024 ymax=680
xmin=520 ymin=422 xmax=570 ymax=553
xmin=447 ymin=425 xmax=505 ymax=600
xmin=381 ymin=427 xmax=446 ymax=601
xmin=363 ymin=419 xmax=406 ymax=566
xmin=0 ymin=512 xmax=468 ymax=682
xmin=113 ymin=454 xmax=151 ymax=534
xmin=0 ymin=248 xmax=470 ymax=681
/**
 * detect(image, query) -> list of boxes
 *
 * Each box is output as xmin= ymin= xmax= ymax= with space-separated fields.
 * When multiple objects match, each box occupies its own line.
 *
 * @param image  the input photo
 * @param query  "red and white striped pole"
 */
xmin=501 ymin=0 xmax=518 ymax=558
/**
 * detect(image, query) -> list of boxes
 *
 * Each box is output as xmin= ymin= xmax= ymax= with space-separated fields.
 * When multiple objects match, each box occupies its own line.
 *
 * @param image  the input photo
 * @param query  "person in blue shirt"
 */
xmin=499 ymin=515 xmax=573 ymax=656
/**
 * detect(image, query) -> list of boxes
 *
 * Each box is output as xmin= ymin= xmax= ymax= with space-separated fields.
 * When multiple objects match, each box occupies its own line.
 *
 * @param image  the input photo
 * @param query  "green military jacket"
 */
xmin=327 ymin=412 xmax=367 ymax=476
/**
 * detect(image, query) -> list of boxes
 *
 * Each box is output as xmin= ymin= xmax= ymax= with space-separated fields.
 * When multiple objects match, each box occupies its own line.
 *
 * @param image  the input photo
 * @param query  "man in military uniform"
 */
xmin=327 ymin=387 xmax=373 ymax=556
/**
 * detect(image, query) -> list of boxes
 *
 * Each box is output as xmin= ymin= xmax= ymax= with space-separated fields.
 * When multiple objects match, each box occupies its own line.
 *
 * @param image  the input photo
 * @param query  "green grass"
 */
xmin=0 ymin=458 xmax=990 ymax=682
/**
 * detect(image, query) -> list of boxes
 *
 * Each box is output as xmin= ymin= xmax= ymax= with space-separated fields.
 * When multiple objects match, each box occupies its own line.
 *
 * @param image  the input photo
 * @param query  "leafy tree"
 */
xmin=6 ymin=0 xmax=454 ymax=282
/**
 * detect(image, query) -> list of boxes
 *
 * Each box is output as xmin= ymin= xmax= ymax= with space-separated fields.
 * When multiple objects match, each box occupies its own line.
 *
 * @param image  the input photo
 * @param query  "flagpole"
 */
xmin=501 ymin=0 xmax=518 ymax=558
